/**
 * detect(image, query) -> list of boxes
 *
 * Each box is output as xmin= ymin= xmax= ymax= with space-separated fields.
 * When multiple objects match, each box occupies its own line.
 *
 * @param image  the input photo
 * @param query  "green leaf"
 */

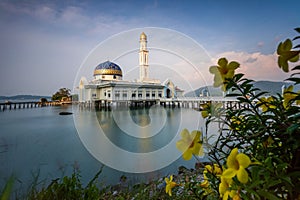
xmin=287 ymin=171 xmax=300 ymax=178
xmin=240 ymin=79 xmax=254 ymax=86
xmin=291 ymin=65 xmax=300 ymax=71
xmin=237 ymin=97 xmax=248 ymax=103
xmin=291 ymin=72 xmax=300 ymax=77
xmin=252 ymin=91 xmax=269 ymax=100
xmin=257 ymin=190 xmax=281 ymax=200
xmin=288 ymin=112 xmax=300 ymax=120
xmin=87 ymin=165 xmax=104 ymax=187
xmin=267 ymin=179 xmax=282 ymax=188
xmin=234 ymin=73 xmax=244 ymax=82
xmin=294 ymin=27 xmax=300 ymax=34
xmin=287 ymin=123 xmax=299 ymax=134
xmin=285 ymin=77 xmax=300 ymax=83
xmin=0 ymin=176 xmax=14 ymax=200
xmin=279 ymin=175 xmax=293 ymax=186
xmin=226 ymin=93 xmax=242 ymax=97
xmin=265 ymin=157 xmax=273 ymax=167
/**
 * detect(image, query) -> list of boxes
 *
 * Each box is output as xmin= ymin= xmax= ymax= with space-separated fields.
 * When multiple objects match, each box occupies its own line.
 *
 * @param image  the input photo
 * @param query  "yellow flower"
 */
xmin=200 ymin=102 xmax=223 ymax=119
xmin=209 ymin=58 xmax=240 ymax=91
xmin=200 ymin=164 xmax=222 ymax=188
xmin=232 ymin=191 xmax=241 ymax=200
xmin=176 ymin=129 xmax=204 ymax=160
xmin=277 ymin=39 xmax=299 ymax=72
xmin=200 ymin=171 xmax=210 ymax=188
xmin=230 ymin=116 xmax=241 ymax=125
xmin=283 ymin=85 xmax=300 ymax=109
xmin=222 ymin=148 xmax=251 ymax=184
xmin=201 ymin=103 xmax=210 ymax=118
xmin=205 ymin=164 xmax=222 ymax=176
xmin=165 ymin=175 xmax=177 ymax=196
xmin=263 ymin=135 xmax=274 ymax=148
xmin=257 ymin=96 xmax=276 ymax=112
xmin=230 ymin=115 xmax=246 ymax=131
xmin=219 ymin=177 xmax=236 ymax=200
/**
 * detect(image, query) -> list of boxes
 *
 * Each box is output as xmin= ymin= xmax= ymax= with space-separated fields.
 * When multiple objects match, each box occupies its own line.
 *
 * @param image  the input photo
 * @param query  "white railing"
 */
xmin=160 ymin=96 xmax=238 ymax=102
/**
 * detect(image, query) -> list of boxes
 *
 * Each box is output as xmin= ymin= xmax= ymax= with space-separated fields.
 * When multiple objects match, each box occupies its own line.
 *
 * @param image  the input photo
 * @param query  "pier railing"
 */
xmin=78 ymin=96 xmax=249 ymax=110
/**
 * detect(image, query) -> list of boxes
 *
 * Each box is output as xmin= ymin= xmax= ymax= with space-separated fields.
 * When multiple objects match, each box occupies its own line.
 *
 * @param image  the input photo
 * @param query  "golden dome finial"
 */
xmin=140 ymin=32 xmax=147 ymax=40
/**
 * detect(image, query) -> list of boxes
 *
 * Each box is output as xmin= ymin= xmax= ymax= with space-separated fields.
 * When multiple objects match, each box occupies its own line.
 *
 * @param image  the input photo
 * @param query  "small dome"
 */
xmin=140 ymin=32 xmax=147 ymax=40
xmin=94 ymin=61 xmax=122 ymax=77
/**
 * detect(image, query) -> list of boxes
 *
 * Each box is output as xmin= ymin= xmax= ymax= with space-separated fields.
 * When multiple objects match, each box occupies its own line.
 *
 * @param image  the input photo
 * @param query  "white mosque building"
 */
xmin=78 ymin=32 xmax=184 ymax=107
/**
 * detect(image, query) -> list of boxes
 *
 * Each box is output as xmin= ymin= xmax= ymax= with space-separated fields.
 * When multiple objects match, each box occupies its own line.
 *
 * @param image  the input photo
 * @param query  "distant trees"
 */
xmin=40 ymin=97 xmax=48 ymax=103
xmin=51 ymin=88 xmax=71 ymax=101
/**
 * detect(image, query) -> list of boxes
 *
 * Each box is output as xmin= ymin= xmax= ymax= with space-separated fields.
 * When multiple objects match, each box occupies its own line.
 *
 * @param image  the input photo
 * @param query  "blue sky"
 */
xmin=0 ymin=0 xmax=299 ymax=96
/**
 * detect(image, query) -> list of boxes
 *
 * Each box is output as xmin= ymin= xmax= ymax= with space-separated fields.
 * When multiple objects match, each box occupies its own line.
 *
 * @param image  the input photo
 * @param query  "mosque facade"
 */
xmin=78 ymin=32 xmax=184 ymax=105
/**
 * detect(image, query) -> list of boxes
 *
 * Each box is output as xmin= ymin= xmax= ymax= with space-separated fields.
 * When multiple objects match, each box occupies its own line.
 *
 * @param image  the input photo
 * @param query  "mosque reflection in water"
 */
xmin=96 ymin=106 xmax=180 ymax=153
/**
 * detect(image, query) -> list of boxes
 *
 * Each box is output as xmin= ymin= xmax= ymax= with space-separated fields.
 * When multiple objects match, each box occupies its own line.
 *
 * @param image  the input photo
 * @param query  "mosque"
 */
xmin=78 ymin=32 xmax=184 ymax=107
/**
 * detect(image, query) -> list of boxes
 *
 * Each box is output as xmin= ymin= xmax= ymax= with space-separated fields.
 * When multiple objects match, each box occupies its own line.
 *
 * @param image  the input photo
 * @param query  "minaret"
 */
xmin=139 ymin=32 xmax=149 ymax=82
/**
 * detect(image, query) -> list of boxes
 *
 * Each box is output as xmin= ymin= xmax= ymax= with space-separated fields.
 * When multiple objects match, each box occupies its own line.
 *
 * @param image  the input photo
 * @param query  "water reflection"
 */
xmin=0 ymin=105 xmax=211 ymax=191
xmin=129 ymin=108 xmax=151 ymax=127
xmin=74 ymin=105 xmax=203 ymax=173
xmin=96 ymin=106 xmax=179 ymax=153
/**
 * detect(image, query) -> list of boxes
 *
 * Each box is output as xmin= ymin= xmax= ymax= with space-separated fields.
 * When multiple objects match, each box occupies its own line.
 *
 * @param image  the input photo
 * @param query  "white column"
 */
xmin=139 ymin=32 xmax=149 ymax=81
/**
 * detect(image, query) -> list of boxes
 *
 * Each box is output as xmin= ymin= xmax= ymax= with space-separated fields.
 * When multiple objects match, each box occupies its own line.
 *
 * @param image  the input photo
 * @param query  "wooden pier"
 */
xmin=78 ymin=97 xmax=248 ymax=110
xmin=0 ymin=101 xmax=62 ymax=111
xmin=159 ymin=97 xmax=249 ymax=110
xmin=0 ymin=97 xmax=248 ymax=112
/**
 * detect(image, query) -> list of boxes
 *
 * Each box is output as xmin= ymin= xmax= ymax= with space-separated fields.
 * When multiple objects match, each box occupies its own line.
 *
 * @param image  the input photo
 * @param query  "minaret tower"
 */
xmin=139 ymin=32 xmax=149 ymax=82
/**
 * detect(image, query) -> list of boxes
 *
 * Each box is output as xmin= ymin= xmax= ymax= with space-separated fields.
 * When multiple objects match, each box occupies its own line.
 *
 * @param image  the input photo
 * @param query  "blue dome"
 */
xmin=94 ymin=61 xmax=122 ymax=76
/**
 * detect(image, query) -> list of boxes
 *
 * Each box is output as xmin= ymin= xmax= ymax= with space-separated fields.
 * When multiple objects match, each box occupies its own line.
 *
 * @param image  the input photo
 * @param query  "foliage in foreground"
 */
xmin=24 ymin=166 xmax=190 ymax=200
xmin=169 ymin=28 xmax=300 ymax=199
xmin=2 ymin=166 xmax=195 ymax=200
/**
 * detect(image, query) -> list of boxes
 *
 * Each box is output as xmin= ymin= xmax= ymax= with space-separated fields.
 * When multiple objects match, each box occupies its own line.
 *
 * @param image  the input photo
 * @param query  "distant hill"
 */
xmin=185 ymin=86 xmax=223 ymax=97
xmin=184 ymin=81 xmax=300 ymax=97
xmin=0 ymin=95 xmax=51 ymax=102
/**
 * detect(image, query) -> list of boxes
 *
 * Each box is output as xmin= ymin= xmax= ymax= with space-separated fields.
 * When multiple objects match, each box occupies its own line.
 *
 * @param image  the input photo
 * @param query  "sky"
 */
xmin=0 ymin=0 xmax=299 ymax=96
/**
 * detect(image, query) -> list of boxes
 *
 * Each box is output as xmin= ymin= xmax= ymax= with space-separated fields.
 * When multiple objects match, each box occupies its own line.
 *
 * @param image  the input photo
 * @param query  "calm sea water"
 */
xmin=0 ymin=105 xmax=212 ymax=194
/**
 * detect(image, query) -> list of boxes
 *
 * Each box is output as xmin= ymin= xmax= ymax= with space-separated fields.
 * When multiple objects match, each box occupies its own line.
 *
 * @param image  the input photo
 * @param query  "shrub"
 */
xmin=169 ymin=28 xmax=300 ymax=200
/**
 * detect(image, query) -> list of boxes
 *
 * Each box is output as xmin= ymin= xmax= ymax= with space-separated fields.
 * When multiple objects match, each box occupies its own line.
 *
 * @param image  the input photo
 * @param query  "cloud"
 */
xmin=0 ymin=1 xmax=150 ymax=95
xmin=1 ymin=1 xmax=295 ymax=96
xmin=0 ymin=1 xmax=143 ymax=38
xmin=0 ymin=1 xmax=56 ymax=21
xmin=0 ymin=1 xmax=31 ymax=15
xmin=213 ymin=51 xmax=291 ymax=81
xmin=59 ymin=6 xmax=89 ymax=27
xmin=257 ymin=41 xmax=264 ymax=48
xmin=34 ymin=5 xmax=56 ymax=21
